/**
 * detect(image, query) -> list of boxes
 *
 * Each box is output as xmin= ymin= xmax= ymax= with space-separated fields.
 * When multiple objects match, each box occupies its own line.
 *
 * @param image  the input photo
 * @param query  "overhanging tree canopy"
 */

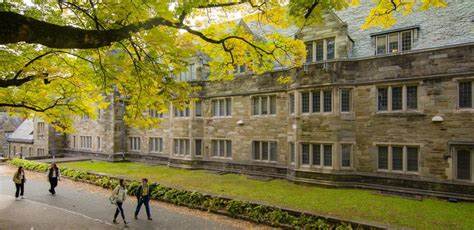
xmin=0 ymin=0 xmax=446 ymax=131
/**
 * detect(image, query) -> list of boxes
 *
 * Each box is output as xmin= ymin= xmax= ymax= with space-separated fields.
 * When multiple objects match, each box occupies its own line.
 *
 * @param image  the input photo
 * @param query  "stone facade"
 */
xmin=9 ymin=3 xmax=474 ymax=198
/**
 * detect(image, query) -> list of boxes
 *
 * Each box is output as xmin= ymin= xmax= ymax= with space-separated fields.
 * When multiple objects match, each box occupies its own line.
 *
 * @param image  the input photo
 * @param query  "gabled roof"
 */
xmin=240 ymin=20 xmax=299 ymax=41
xmin=7 ymin=119 xmax=34 ymax=143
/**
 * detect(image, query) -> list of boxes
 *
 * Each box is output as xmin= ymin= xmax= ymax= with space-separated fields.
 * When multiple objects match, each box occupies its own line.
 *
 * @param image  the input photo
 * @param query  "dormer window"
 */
xmin=372 ymin=26 xmax=418 ymax=55
xmin=305 ymin=37 xmax=335 ymax=63
xmin=233 ymin=64 xmax=246 ymax=74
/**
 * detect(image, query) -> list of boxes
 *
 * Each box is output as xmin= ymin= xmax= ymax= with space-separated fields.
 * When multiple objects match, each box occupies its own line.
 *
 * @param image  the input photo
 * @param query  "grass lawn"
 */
xmin=62 ymin=161 xmax=474 ymax=229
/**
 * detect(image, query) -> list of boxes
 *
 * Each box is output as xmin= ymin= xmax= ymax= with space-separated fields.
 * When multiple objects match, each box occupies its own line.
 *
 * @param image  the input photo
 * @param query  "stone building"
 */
xmin=8 ymin=2 xmax=474 ymax=198
xmin=0 ymin=112 xmax=22 ymax=158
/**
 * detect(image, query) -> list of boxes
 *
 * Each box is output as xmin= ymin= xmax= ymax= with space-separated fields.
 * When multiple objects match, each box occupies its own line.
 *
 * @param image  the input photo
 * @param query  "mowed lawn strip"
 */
xmin=61 ymin=161 xmax=474 ymax=229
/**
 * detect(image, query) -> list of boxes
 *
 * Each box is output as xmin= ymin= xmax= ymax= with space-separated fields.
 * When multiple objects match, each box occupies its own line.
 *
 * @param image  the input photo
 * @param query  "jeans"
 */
xmin=114 ymin=202 xmax=125 ymax=221
xmin=15 ymin=179 xmax=24 ymax=198
xmin=49 ymin=177 xmax=58 ymax=194
xmin=134 ymin=195 xmax=151 ymax=218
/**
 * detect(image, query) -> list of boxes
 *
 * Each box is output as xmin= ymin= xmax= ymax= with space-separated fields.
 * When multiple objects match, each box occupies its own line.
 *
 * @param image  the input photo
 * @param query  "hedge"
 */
xmin=9 ymin=158 xmax=375 ymax=229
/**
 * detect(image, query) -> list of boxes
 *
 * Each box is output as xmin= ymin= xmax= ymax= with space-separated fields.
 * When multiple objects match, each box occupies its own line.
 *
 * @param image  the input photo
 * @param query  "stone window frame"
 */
xmin=176 ymin=64 xmax=196 ymax=82
xmin=233 ymin=64 xmax=247 ymax=75
xmin=211 ymin=97 xmax=232 ymax=118
xmin=194 ymin=139 xmax=203 ymax=157
xmin=299 ymin=142 xmax=334 ymax=170
xmin=80 ymin=136 xmax=93 ymax=150
xmin=252 ymin=140 xmax=278 ymax=163
xmin=340 ymin=143 xmax=354 ymax=170
xmin=149 ymin=137 xmax=164 ymax=154
xmin=289 ymin=142 xmax=296 ymax=165
xmin=376 ymin=84 xmax=419 ymax=113
xmin=37 ymin=148 xmax=45 ymax=156
xmin=173 ymin=138 xmax=190 ymax=156
xmin=173 ymin=106 xmax=190 ymax=119
xmin=211 ymin=139 xmax=232 ymax=159
xmin=304 ymin=37 xmax=337 ymax=63
xmin=300 ymin=89 xmax=334 ymax=115
xmin=251 ymin=94 xmax=277 ymax=116
xmin=37 ymin=121 xmax=45 ymax=137
xmin=455 ymin=78 xmax=474 ymax=110
xmin=128 ymin=136 xmax=141 ymax=151
xmin=149 ymin=109 xmax=164 ymax=118
xmin=289 ymin=93 xmax=295 ymax=115
xmin=28 ymin=147 xmax=33 ymax=157
xmin=452 ymin=146 xmax=474 ymax=183
xmin=374 ymin=143 xmax=421 ymax=174
xmin=339 ymin=87 xmax=354 ymax=114
xmin=194 ymin=100 xmax=203 ymax=118
xmin=96 ymin=136 xmax=101 ymax=151
xmin=373 ymin=28 xmax=416 ymax=56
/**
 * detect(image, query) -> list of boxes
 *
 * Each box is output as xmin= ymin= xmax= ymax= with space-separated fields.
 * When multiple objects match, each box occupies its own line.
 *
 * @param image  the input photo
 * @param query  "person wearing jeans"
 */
xmin=111 ymin=179 xmax=128 ymax=226
xmin=13 ymin=166 xmax=26 ymax=200
xmin=134 ymin=178 xmax=152 ymax=220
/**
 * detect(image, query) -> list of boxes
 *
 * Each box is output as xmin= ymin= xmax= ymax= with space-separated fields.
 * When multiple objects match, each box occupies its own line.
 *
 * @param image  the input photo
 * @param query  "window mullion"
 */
xmin=388 ymin=145 xmax=393 ymax=172
xmin=388 ymin=86 xmax=393 ymax=112
xmin=402 ymin=85 xmax=407 ymax=111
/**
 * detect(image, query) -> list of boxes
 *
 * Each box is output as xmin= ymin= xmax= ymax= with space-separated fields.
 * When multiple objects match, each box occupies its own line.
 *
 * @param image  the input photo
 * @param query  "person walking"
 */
xmin=111 ymin=179 xmax=128 ymax=226
xmin=13 ymin=166 xmax=26 ymax=200
xmin=134 ymin=178 xmax=152 ymax=220
xmin=48 ymin=163 xmax=60 ymax=195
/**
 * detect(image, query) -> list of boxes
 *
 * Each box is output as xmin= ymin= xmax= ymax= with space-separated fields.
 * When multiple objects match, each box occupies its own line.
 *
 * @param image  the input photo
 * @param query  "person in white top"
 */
xmin=111 ymin=179 xmax=128 ymax=226
xmin=48 ymin=163 xmax=60 ymax=195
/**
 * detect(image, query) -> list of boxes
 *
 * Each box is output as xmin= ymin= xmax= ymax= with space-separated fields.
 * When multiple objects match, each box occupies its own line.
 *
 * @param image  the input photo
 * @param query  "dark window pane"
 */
xmin=341 ymin=89 xmax=351 ymax=112
xmin=326 ymin=38 xmax=335 ymax=60
xmin=195 ymin=140 xmax=202 ymax=156
xmin=301 ymin=143 xmax=310 ymax=165
xmin=226 ymin=141 xmax=232 ymax=158
xmin=407 ymin=86 xmax=418 ymax=110
xmin=401 ymin=31 xmax=412 ymax=51
xmin=312 ymin=144 xmax=321 ymax=166
xmin=270 ymin=96 xmax=276 ymax=114
xmin=388 ymin=33 xmax=399 ymax=53
xmin=457 ymin=150 xmax=471 ymax=180
xmin=212 ymin=140 xmax=218 ymax=156
xmin=378 ymin=88 xmax=388 ymax=111
xmin=219 ymin=99 xmax=225 ymax=116
xmin=323 ymin=91 xmax=332 ymax=112
xmin=195 ymin=101 xmax=202 ymax=117
xmin=341 ymin=144 xmax=351 ymax=167
xmin=289 ymin=94 xmax=295 ymax=114
xmin=305 ymin=42 xmax=313 ymax=63
xmin=212 ymin=101 xmax=218 ymax=116
xmin=219 ymin=140 xmax=225 ymax=157
xmin=226 ymin=98 xmax=232 ymax=116
xmin=253 ymin=141 xmax=260 ymax=160
xmin=323 ymin=145 xmax=332 ymax=166
xmin=459 ymin=82 xmax=472 ymax=108
xmin=407 ymin=147 xmax=418 ymax=172
xmin=392 ymin=147 xmax=403 ymax=171
xmin=312 ymin=91 xmax=320 ymax=113
xmin=270 ymin=142 xmax=277 ymax=161
xmin=239 ymin=65 xmax=246 ymax=73
xmin=378 ymin=146 xmax=388 ymax=169
xmin=262 ymin=142 xmax=269 ymax=160
xmin=290 ymin=142 xmax=295 ymax=163
xmin=315 ymin=40 xmax=324 ymax=61
xmin=301 ymin=92 xmax=310 ymax=113
xmin=376 ymin=35 xmax=387 ymax=55
xmin=392 ymin=87 xmax=403 ymax=111
xmin=261 ymin=96 xmax=268 ymax=115
xmin=253 ymin=97 xmax=260 ymax=115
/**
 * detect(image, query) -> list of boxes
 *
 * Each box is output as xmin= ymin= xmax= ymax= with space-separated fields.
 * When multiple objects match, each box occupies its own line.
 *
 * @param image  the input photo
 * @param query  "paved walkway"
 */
xmin=0 ymin=165 xmax=267 ymax=229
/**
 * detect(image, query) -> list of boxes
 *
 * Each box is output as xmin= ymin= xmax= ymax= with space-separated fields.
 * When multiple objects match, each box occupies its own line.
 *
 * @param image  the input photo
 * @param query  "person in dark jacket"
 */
xmin=134 ymin=178 xmax=152 ymax=220
xmin=13 ymin=166 xmax=26 ymax=200
xmin=48 ymin=163 xmax=60 ymax=195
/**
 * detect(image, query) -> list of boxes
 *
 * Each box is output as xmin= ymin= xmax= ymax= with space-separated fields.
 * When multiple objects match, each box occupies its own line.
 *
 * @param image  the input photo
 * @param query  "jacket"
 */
xmin=48 ymin=167 xmax=60 ymax=179
xmin=13 ymin=171 xmax=25 ymax=184
xmin=112 ymin=185 xmax=127 ymax=203
xmin=135 ymin=184 xmax=150 ymax=199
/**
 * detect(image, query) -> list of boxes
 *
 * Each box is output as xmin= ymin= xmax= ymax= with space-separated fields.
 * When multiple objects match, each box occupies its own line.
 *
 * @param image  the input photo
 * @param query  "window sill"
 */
xmin=455 ymin=108 xmax=474 ymax=113
xmin=211 ymin=116 xmax=233 ymax=119
xmin=251 ymin=114 xmax=278 ymax=117
xmin=253 ymin=160 xmax=278 ymax=164
xmin=375 ymin=111 xmax=424 ymax=117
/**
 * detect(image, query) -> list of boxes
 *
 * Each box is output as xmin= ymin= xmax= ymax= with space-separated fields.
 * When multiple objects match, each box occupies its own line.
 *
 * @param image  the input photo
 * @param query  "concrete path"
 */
xmin=0 ymin=165 xmax=268 ymax=230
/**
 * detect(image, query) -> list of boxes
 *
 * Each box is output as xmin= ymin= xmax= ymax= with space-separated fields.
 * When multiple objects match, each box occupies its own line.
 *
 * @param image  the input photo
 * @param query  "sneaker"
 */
xmin=147 ymin=217 xmax=153 ymax=220
xmin=15 ymin=197 xmax=20 ymax=201
xmin=112 ymin=219 xmax=118 ymax=224
xmin=134 ymin=215 xmax=137 ymax=219
xmin=21 ymin=196 xmax=25 ymax=199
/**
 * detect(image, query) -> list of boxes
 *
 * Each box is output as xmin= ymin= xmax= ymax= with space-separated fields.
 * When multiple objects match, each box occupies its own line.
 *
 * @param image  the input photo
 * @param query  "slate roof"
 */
xmin=7 ymin=119 xmax=34 ymax=143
